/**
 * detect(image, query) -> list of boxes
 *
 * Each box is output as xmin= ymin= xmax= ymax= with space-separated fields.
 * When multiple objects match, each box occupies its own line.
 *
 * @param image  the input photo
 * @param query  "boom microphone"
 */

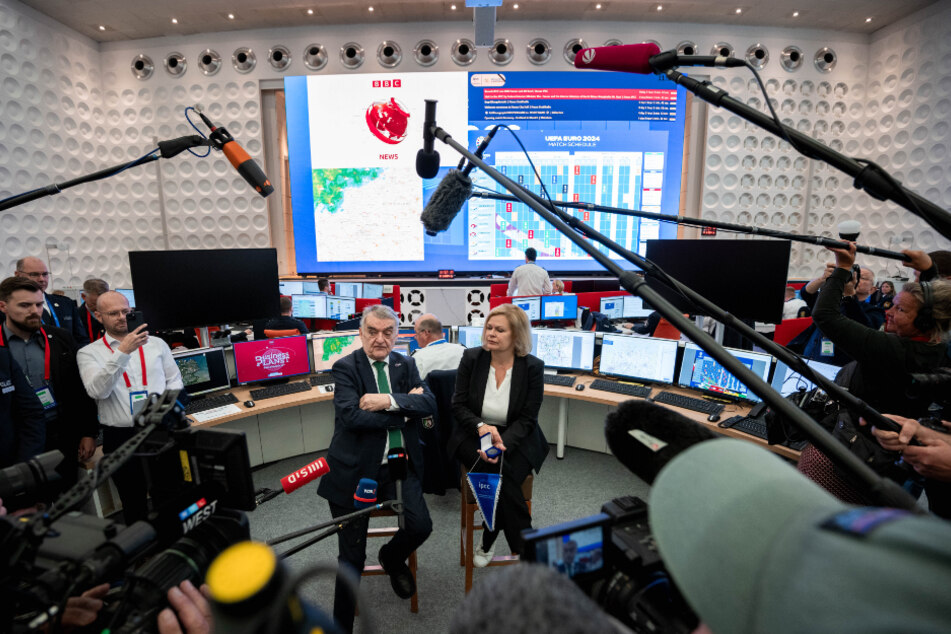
xmin=420 ymin=169 xmax=473 ymax=236
xmin=279 ymin=457 xmax=330 ymax=494
xmin=574 ymin=43 xmax=745 ymax=74
xmin=197 ymin=110 xmax=274 ymax=197
xmin=604 ymin=400 xmax=718 ymax=484
xmin=354 ymin=478 xmax=379 ymax=509
xmin=416 ymin=99 xmax=440 ymax=179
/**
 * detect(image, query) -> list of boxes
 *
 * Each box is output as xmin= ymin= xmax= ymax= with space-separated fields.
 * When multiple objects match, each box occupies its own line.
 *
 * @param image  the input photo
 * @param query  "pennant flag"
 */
xmin=467 ymin=470 xmax=502 ymax=532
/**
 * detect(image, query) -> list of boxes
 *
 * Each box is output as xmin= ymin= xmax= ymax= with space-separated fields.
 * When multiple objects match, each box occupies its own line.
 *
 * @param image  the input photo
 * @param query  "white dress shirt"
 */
xmin=481 ymin=366 xmax=513 ymax=427
xmin=507 ymin=262 xmax=552 ymax=296
xmin=76 ymin=335 xmax=183 ymax=427
xmin=413 ymin=340 xmax=465 ymax=378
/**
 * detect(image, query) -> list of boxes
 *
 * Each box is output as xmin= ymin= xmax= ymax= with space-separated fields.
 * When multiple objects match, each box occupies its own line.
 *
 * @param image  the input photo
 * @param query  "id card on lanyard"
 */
xmin=0 ymin=327 xmax=56 ymax=409
xmin=103 ymin=339 xmax=148 ymax=415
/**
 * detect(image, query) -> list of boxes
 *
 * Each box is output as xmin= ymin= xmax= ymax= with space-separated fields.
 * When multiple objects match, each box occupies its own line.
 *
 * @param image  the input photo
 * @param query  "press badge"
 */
xmin=820 ymin=338 xmax=835 ymax=356
xmin=35 ymin=386 xmax=57 ymax=410
xmin=1 ymin=379 xmax=13 ymax=394
xmin=129 ymin=390 xmax=149 ymax=416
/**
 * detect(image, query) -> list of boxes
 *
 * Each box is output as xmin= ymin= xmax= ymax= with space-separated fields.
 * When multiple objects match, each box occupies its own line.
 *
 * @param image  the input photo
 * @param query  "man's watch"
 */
xmin=477 ymin=422 xmax=486 ymax=429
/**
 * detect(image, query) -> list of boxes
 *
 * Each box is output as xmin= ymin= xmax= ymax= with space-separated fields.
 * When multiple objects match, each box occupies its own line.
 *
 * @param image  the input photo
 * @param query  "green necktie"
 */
xmin=374 ymin=360 xmax=402 ymax=448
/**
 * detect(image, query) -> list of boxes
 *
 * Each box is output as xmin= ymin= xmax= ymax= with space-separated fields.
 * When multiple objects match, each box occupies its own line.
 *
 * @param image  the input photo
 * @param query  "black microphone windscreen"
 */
xmin=420 ymin=169 xmax=472 ymax=235
xmin=416 ymin=150 xmax=440 ymax=179
xmin=604 ymin=400 xmax=718 ymax=485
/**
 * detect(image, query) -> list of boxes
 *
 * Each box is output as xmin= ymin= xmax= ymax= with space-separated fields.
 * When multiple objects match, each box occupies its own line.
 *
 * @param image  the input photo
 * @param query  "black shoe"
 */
xmin=378 ymin=545 xmax=416 ymax=599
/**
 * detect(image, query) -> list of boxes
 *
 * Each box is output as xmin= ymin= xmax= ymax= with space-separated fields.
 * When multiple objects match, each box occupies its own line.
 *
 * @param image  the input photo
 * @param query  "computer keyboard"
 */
xmin=185 ymin=392 xmax=239 ymax=414
xmin=722 ymin=415 xmax=768 ymax=440
xmin=310 ymin=373 xmax=335 ymax=386
xmin=249 ymin=381 xmax=313 ymax=401
xmin=543 ymin=374 xmax=576 ymax=387
xmin=589 ymin=379 xmax=652 ymax=399
xmin=653 ymin=391 xmax=725 ymax=415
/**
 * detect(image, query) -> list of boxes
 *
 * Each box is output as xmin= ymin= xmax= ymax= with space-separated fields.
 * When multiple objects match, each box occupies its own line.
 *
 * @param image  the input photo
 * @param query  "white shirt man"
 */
xmin=507 ymin=247 xmax=552 ymax=297
xmin=411 ymin=313 xmax=464 ymax=378
xmin=783 ymin=286 xmax=808 ymax=320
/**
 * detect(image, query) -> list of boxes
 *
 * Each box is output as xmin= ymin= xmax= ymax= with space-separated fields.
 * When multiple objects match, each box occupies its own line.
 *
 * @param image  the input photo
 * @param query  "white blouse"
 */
xmin=481 ymin=365 xmax=513 ymax=426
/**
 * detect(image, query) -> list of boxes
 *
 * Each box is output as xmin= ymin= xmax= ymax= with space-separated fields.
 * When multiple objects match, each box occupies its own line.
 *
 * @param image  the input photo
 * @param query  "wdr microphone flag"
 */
xmin=466 ymin=471 xmax=502 ymax=532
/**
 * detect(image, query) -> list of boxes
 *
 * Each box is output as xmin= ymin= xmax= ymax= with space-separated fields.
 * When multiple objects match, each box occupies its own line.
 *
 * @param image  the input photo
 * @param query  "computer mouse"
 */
xmin=575 ymin=384 xmax=585 ymax=391
xmin=244 ymin=400 xmax=255 ymax=408
xmin=326 ymin=385 xmax=334 ymax=392
xmin=707 ymin=413 xmax=720 ymax=423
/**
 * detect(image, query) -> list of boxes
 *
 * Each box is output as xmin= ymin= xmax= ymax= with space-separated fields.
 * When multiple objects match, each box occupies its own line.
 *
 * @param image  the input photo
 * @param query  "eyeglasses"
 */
xmin=102 ymin=309 xmax=132 ymax=318
xmin=18 ymin=271 xmax=50 ymax=279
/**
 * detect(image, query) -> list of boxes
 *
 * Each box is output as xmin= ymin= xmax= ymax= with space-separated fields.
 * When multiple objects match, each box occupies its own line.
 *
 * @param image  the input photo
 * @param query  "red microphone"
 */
xmin=279 ymin=457 xmax=330 ymax=494
xmin=574 ymin=43 xmax=746 ymax=74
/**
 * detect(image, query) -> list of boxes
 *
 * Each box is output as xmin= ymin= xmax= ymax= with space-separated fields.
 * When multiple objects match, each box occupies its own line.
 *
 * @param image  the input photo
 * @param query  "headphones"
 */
xmin=913 ymin=281 xmax=935 ymax=334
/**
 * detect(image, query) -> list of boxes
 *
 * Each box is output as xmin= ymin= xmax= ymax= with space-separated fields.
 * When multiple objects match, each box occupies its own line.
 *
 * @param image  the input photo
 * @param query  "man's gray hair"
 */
xmin=360 ymin=304 xmax=399 ymax=328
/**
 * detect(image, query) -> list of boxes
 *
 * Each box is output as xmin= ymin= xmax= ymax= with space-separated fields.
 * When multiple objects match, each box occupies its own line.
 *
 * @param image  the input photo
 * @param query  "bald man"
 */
xmin=15 ymin=257 xmax=88 ymax=346
xmin=412 ymin=313 xmax=464 ymax=379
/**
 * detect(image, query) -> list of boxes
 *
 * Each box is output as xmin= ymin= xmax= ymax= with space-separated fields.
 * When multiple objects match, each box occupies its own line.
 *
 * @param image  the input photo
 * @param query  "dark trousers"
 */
xmin=329 ymin=463 xmax=432 ymax=633
xmin=102 ymin=425 xmax=149 ymax=525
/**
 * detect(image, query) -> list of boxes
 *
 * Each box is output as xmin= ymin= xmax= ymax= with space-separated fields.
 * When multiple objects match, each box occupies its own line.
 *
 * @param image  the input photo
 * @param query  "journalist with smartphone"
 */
xmin=449 ymin=303 xmax=549 ymax=565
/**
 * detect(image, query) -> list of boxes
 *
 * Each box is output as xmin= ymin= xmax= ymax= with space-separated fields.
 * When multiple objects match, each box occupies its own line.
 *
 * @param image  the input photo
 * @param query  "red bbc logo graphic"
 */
xmin=372 ymin=79 xmax=402 ymax=88
xmin=573 ymin=193 xmax=579 ymax=202
xmin=574 ymin=166 xmax=581 ymax=175
xmin=555 ymin=248 xmax=561 ymax=257
xmin=583 ymin=212 xmax=590 ymax=221
xmin=528 ymin=230 xmax=534 ymax=239
xmin=506 ymin=203 xmax=512 ymax=212
xmin=590 ymin=175 xmax=597 ymax=185
xmin=506 ymin=239 xmax=512 ymax=248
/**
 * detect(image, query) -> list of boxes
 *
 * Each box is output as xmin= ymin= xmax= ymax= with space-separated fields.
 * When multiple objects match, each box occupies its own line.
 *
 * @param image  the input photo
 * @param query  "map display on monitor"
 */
xmin=312 ymin=331 xmax=363 ymax=372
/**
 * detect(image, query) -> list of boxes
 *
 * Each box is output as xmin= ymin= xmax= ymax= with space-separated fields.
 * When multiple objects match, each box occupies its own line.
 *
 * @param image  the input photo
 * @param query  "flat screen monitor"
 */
xmin=398 ymin=327 xmax=450 ymax=352
xmin=311 ymin=331 xmax=363 ymax=373
xmin=116 ymin=288 xmax=136 ymax=308
xmin=291 ymin=294 xmax=327 ymax=319
xmin=362 ymin=283 xmax=384 ymax=299
xmin=599 ymin=295 xmax=653 ymax=319
xmin=232 ymin=335 xmax=311 ymax=385
xmin=172 ymin=347 xmax=231 ymax=396
xmin=279 ymin=281 xmax=304 ymax=295
xmin=457 ymin=326 xmax=483 ymax=348
xmin=771 ymin=359 xmax=842 ymax=397
xmin=129 ymin=248 xmax=280 ymax=331
xmin=511 ymin=296 xmax=541 ymax=321
xmin=530 ymin=329 xmax=596 ymax=371
xmin=393 ymin=342 xmax=411 ymax=356
xmin=302 ymin=281 xmax=325 ymax=294
xmin=335 ymin=282 xmax=362 ymax=298
xmin=327 ymin=296 xmax=356 ymax=320
xmin=540 ymin=295 xmax=578 ymax=322
xmin=599 ymin=334 xmax=678 ymax=384
xmin=677 ymin=342 xmax=773 ymax=403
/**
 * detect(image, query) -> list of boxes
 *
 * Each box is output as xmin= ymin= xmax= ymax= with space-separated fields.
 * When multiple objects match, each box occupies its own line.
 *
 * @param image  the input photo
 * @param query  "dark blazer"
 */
xmin=448 ymin=347 xmax=549 ymax=473
xmin=78 ymin=304 xmax=105 ymax=343
xmin=43 ymin=293 xmax=88 ymax=346
xmin=317 ymin=348 xmax=437 ymax=508
xmin=0 ymin=346 xmax=45 ymax=467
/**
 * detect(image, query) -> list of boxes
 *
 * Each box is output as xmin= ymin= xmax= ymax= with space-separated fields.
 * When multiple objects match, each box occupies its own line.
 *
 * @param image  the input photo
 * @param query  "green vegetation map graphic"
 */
xmin=177 ymin=358 xmax=210 ymax=387
xmin=313 ymin=168 xmax=384 ymax=214
xmin=321 ymin=335 xmax=357 ymax=361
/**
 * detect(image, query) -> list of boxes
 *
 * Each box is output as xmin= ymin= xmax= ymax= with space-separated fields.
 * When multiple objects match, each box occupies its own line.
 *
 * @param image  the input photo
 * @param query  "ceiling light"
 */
xmin=171 ymin=17 xmax=178 ymax=24
xmin=307 ymin=8 xmax=314 ymax=14
xmin=865 ymin=16 xmax=872 ymax=22
xmin=368 ymin=6 xmax=374 ymax=11
xmin=98 ymin=25 xmax=105 ymax=30
xmin=792 ymin=10 xmax=799 ymax=17
xmin=596 ymin=3 xmax=602 ymax=9
xmin=657 ymin=5 xmax=663 ymax=11
xmin=513 ymin=3 xmax=519 ymax=8
xmin=451 ymin=4 xmax=457 ymax=9
xmin=735 ymin=8 xmax=742 ymax=14
xmin=227 ymin=13 xmax=234 ymax=19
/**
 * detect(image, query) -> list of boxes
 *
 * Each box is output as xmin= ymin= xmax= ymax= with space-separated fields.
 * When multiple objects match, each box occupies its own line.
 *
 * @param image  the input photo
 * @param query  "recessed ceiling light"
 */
xmin=227 ymin=13 xmax=234 ymax=19
xmin=657 ymin=4 xmax=663 ymax=10
xmin=865 ymin=16 xmax=872 ymax=22
xmin=451 ymin=3 xmax=457 ymax=9
xmin=595 ymin=3 xmax=602 ymax=9
xmin=368 ymin=6 xmax=374 ymax=11
xmin=792 ymin=10 xmax=799 ymax=17
xmin=307 ymin=8 xmax=314 ymax=14
xmin=513 ymin=2 xmax=519 ymax=8
xmin=735 ymin=8 xmax=742 ymax=14
xmin=98 ymin=25 xmax=105 ymax=30
xmin=171 ymin=17 xmax=178 ymax=24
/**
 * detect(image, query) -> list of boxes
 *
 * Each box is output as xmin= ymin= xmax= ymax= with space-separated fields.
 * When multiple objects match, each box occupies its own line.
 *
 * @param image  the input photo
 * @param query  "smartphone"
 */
xmin=480 ymin=432 xmax=501 ymax=458
xmin=125 ymin=310 xmax=146 ymax=332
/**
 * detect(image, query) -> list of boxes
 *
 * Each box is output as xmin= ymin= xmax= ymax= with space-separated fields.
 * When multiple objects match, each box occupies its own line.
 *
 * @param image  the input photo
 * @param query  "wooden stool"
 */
xmin=361 ymin=508 xmax=419 ymax=613
xmin=459 ymin=470 xmax=533 ymax=593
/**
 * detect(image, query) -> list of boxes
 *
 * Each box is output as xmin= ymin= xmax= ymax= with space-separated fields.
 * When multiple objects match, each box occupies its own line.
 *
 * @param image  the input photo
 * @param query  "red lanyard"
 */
xmin=0 ymin=327 xmax=51 ymax=382
xmin=102 ymin=339 xmax=148 ymax=388
xmin=86 ymin=311 xmax=101 ymax=342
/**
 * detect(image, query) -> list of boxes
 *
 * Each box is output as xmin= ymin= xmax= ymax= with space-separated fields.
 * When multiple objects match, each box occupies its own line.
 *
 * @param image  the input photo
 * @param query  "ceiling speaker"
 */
xmin=164 ymin=51 xmax=186 ymax=77
xmin=563 ymin=38 xmax=587 ymax=65
xmin=414 ymin=40 xmax=438 ymax=67
xmin=814 ymin=47 xmax=837 ymax=73
xmin=641 ymin=39 xmax=662 ymax=50
xmin=377 ymin=40 xmax=402 ymax=68
xmin=197 ymin=49 xmax=221 ymax=76
xmin=340 ymin=42 xmax=365 ymax=69
xmin=603 ymin=39 xmax=623 ymax=47
xmin=303 ymin=44 xmax=328 ymax=71
xmin=268 ymin=45 xmax=292 ymax=71
xmin=780 ymin=45 xmax=803 ymax=72
xmin=676 ymin=41 xmax=697 ymax=56
xmin=451 ymin=38 xmax=477 ymax=66
xmin=527 ymin=38 xmax=551 ymax=65
xmin=710 ymin=42 xmax=734 ymax=58
xmin=489 ymin=39 xmax=514 ymax=65
xmin=232 ymin=47 xmax=256 ymax=73
xmin=745 ymin=43 xmax=769 ymax=69
xmin=131 ymin=54 xmax=153 ymax=80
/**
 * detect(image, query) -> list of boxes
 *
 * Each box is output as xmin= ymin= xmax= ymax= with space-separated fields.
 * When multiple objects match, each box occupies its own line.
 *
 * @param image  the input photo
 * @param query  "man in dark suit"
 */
xmin=0 ymin=276 xmax=99 ymax=494
xmin=317 ymin=304 xmax=436 ymax=634
xmin=79 ymin=277 xmax=109 ymax=343
xmin=14 ymin=257 xmax=89 ymax=346
xmin=0 ymin=346 xmax=45 ymax=470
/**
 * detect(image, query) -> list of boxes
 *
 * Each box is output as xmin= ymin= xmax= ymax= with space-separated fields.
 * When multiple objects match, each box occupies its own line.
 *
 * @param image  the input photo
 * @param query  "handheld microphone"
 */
xmin=416 ymin=99 xmax=440 ymax=179
xmin=838 ymin=220 xmax=862 ymax=241
xmin=574 ymin=43 xmax=746 ymax=74
xmin=279 ymin=457 xmax=330 ymax=495
xmin=197 ymin=110 xmax=274 ymax=197
xmin=604 ymin=400 xmax=718 ymax=484
xmin=354 ymin=478 xmax=379 ymax=509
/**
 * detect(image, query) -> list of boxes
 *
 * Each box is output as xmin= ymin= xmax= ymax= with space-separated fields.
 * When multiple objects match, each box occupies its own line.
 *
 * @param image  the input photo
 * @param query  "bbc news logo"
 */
xmin=372 ymin=80 xmax=402 ymax=88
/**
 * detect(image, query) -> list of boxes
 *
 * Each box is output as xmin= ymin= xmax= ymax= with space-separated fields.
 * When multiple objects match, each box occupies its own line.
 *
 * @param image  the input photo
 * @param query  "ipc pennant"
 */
xmin=466 ymin=470 xmax=502 ymax=532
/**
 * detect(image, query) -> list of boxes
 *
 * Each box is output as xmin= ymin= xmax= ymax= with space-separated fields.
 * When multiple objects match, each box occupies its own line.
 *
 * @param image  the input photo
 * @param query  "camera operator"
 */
xmin=157 ymin=581 xmax=213 ymax=634
xmin=902 ymin=249 xmax=951 ymax=282
xmin=865 ymin=414 xmax=951 ymax=482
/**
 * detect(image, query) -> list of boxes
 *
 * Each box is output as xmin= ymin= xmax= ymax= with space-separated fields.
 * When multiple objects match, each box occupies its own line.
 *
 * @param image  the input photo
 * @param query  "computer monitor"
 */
xmin=599 ymin=295 xmax=653 ymax=319
xmin=540 ymin=295 xmax=578 ymax=321
xmin=457 ymin=326 xmax=483 ymax=348
xmin=511 ymin=296 xmax=542 ymax=321
xmin=393 ymin=342 xmax=411 ymax=356
xmin=398 ymin=327 xmax=450 ymax=352
xmin=279 ymin=281 xmax=304 ymax=295
xmin=291 ymin=294 xmax=327 ymax=319
xmin=362 ymin=283 xmax=384 ymax=299
xmin=172 ymin=347 xmax=231 ymax=396
xmin=530 ymin=329 xmax=596 ymax=371
xmin=116 ymin=288 xmax=136 ymax=308
xmin=677 ymin=342 xmax=773 ymax=403
xmin=311 ymin=331 xmax=363 ymax=373
xmin=302 ymin=281 xmax=325 ymax=295
xmin=771 ymin=358 xmax=842 ymax=397
xmin=335 ymin=282 xmax=362 ymax=298
xmin=327 ymin=296 xmax=356 ymax=320
xmin=232 ymin=335 xmax=311 ymax=385
xmin=599 ymin=334 xmax=679 ymax=384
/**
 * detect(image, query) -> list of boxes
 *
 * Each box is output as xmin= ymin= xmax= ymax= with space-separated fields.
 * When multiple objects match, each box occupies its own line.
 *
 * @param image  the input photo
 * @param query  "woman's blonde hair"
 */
xmin=901 ymin=280 xmax=951 ymax=344
xmin=483 ymin=303 xmax=533 ymax=356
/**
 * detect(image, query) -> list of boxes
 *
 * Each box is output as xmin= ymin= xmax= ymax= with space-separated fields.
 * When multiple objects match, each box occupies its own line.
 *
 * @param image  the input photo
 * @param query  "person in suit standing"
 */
xmin=317 ymin=304 xmax=436 ymax=634
xmin=79 ymin=278 xmax=109 ymax=344
xmin=14 ymin=257 xmax=89 ymax=346
xmin=449 ymin=303 xmax=549 ymax=566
